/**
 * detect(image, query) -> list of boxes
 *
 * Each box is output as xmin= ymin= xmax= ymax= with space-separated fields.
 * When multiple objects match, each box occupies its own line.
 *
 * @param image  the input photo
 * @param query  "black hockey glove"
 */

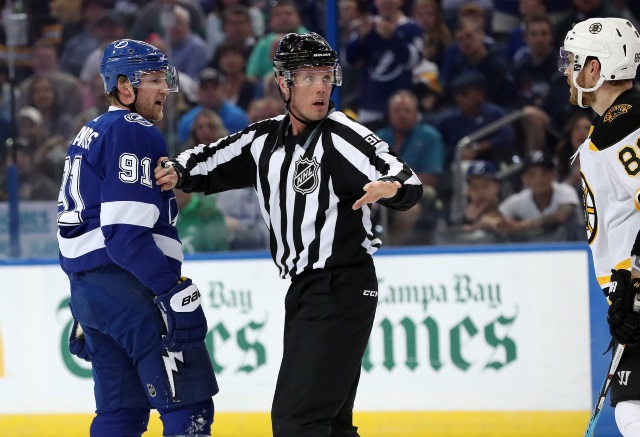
xmin=607 ymin=269 xmax=640 ymax=344
xmin=68 ymin=319 xmax=91 ymax=362
xmin=155 ymin=277 xmax=208 ymax=352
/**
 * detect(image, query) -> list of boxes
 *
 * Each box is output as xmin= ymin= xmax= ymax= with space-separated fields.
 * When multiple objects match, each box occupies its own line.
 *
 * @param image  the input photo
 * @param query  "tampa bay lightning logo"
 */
xmin=114 ymin=40 xmax=129 ymax=48
xmin=124 ymin=113 xmax=153 ymax=127
xmin=293 ymin=157 xmax=320 ymax=195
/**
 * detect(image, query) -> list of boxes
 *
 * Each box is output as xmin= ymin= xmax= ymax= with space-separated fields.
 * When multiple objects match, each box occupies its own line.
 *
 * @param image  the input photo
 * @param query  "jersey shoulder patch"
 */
xmin=591 ymin=90 xmax=640 ymax=150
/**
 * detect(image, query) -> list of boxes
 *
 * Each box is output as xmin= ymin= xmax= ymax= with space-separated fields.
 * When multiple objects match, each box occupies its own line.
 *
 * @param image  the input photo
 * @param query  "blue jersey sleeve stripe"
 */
xmin=153 ymin=234 xmax=184 ymax=262
xmin=58 ymin=228 xmax=105 ymax=258
xmin=101 ymin=201 xmax=160 ymax=227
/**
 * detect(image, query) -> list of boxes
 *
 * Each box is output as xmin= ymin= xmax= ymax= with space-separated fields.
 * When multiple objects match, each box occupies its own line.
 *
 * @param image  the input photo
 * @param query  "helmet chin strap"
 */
xmin=116 ymin=87 xmax=139 ymax=113
xmin=279 ymin=83 xmax=337 ymax=126
xmin=572 ymin=70 xmax=605 ymax=108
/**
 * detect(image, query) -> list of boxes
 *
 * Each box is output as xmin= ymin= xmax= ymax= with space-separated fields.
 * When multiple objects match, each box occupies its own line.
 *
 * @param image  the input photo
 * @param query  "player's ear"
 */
xmin=117 ymin=77 xmax=134 ymax=96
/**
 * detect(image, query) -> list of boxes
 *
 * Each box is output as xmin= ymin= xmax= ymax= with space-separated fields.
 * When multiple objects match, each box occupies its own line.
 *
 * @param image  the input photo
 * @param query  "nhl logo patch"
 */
xmin=604 ymin=104 xmax=632 ymax=122
xmin=293 ymin=157 xmax=320 ymax=195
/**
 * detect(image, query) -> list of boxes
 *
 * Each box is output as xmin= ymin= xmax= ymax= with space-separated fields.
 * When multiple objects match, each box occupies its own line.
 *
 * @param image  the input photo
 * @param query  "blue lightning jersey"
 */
xmin=57 ymin=107 xmax=182 ymax=295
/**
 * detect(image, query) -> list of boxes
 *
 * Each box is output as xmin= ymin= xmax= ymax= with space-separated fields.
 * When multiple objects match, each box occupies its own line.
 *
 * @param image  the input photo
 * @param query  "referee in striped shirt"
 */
xmin=156 ymin=32 xmax=423 ymax=436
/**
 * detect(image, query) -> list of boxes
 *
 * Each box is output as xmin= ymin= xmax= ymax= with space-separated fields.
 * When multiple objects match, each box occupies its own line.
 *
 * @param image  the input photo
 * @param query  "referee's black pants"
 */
xmin=271 ymin=262 xmax=378 ymax=437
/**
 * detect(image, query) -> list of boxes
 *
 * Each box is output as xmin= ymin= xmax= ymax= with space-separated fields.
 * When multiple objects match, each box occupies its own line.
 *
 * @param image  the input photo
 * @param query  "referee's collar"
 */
xmin=271 ymin=102 xmax=335 ymax=153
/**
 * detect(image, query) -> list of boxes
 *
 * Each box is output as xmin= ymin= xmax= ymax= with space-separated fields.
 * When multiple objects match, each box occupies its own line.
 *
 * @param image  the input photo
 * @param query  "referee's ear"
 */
xmin=277 ymin=76 xmax=291 ymax=100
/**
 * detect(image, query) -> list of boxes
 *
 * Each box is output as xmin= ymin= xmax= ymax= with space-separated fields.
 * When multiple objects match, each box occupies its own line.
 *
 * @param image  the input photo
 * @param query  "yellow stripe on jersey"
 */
xmin=598 ymin=258 xmax=633 ymax=286
xmin=588 ymin=141 xmax=598 ymax=151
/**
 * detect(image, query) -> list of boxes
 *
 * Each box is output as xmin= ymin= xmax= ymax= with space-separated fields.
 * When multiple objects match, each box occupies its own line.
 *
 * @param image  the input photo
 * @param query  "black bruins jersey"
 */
xmin=580 ymin=88 xmax=640 ymax=289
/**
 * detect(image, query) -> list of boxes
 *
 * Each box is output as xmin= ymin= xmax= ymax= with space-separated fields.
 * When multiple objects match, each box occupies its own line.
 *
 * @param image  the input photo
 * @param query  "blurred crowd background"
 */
xmin=2 ymin=0 xmax=639 ymax=255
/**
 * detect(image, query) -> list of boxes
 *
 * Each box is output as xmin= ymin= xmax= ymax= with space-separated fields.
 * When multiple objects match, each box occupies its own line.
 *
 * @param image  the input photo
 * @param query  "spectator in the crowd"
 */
xmin=377 ymin=90 xmax=444 ymax=189
xmin=498 ymin=151 xmax=582 ymax=242
xmin=410 ymin=0 xmax=446 ymax=116
xmin=174 ymin=109 xmax=230 ymax=253
xmin=439 ymin=2 xmax=496 ymax=81
xmin=216 ymin=186 xmax=270 ymax=250
xmin=554 ymin=111 xmax=591 ymax=194
xmin=376 ymin=90 xmax=445 ymax=245
xmin=461 ymin=160 xmax=505 ymax=235
xmin=440 ymin=0 xmax=493 ymax=30
xmin=129 ymin=0 xmax=207 ymax=41
xmin=437 ymin=72 xmax=517 ymax=169
xmin=79 ymin=10 xmax=129 ymax=88
xmin=436 ymin=72 xmax=517 ymax=219
xmin=19 ymin=38 xmax=82 ymax=118
xmin=205 ymin=1 xmax=263 ymax=60
xmin=412 ymin=0 xmax=453 ymax=69
xmin=23 ymin=74 xmax=75 ymax=139
xmin=440 ymin=159 xmax=508 ymax=244
xmin=509 ymin=14 xmax=563 ymax=153
xmin=344 ymin=0 xmax=424 ymax=130
xmin=33 ymin=134 xmax=69 ymax=183
xmin=509 ymin=15 xmax=558 ymax=108
xmin=15 ymin=106 xmax=46 ymax=153
xmin=442 ymin=18 xmax=516 ymax=108
xmin=494 ymin=0 xmax=571 ymax=46
xmin=185 ymin=107 xmax=229 ymax=148
xmin=73 ymin=73 xmax=111 ymax=132
xmin=504 ymin=0 xmax=548 ymax=63
xmin=177 ymin=67 xmax=250 ymax=143
xmin=0 ymin=135 xmax=60 ymax=201
xmin=209 ymin=41 xmax=263 ymax=111
xmin=166 ymin=4 xmax=209 ymax=80
xmin=554 ymin=0 xmax=623 ymax=47
xmin=246 ymin=0 xmax=308 ymax=81
xmin=337 ymin=0 xmax=367 ymax=114
xmin=50 ymin=0 xmax=103 ymax=77
xmin=174 ymin=186 xmax=229 ymax=252
xmin=246 ymin=95 xmax=285 ymax=122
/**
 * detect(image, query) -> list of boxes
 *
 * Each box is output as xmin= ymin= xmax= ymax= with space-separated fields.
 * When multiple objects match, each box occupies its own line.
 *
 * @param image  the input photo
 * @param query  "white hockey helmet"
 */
xmin=559 ymin=17 xmax=640 ymax=81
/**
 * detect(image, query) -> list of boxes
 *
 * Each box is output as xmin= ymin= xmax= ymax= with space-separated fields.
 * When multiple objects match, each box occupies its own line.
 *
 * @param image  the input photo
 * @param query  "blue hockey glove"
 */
xmin=68 ymin=319 xmax=91 ymax=362
xmin=155 ymin=277 xmax=208 ymax=352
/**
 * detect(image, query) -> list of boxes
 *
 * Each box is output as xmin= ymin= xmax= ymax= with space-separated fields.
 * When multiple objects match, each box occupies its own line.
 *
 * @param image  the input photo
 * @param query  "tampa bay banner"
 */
xmin=0 ymin=247 xmax=591 ymax=420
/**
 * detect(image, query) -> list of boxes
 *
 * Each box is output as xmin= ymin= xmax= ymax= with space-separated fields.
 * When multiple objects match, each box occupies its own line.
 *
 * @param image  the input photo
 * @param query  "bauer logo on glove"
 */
xmin=154 ymin=277 xmax=208 ymax=352
xmin=166 ymin=282 xmax=201 ymax=312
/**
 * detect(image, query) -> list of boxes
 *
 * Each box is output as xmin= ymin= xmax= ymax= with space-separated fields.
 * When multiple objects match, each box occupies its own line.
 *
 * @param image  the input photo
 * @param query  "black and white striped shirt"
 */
xmin=172 ymin=108 xmax=423 ymax=279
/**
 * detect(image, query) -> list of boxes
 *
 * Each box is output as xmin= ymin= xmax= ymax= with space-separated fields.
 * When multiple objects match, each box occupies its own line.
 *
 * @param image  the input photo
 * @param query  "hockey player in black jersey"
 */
xmin=560 ymin=17 xmax=640 ymax=436
xmin=156 ymin=32 xmax=423 ymax=436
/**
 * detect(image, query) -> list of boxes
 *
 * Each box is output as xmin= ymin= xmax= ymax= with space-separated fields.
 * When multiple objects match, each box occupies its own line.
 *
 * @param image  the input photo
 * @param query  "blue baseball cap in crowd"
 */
xmin=466 ymin=160 xmax=498 ymax=180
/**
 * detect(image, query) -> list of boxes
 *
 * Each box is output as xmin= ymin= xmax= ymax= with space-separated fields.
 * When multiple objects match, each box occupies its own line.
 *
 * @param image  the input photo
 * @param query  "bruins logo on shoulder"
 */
xmin=604 ymin=104 xmax=632 ymax=122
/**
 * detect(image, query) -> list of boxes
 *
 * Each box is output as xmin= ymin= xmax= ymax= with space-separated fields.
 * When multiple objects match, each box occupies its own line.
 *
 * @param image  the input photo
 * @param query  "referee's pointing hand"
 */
xmin=352 ymin=180 xmax=401 ymax=210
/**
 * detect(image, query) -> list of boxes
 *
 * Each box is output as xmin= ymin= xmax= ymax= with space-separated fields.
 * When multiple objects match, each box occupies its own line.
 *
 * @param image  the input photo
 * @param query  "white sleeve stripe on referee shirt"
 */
xmin=57 ymin=228 xmax=105 ymax=258
xmin=153 ymin=233 xmax=184 ymax=262
xmin=178 ymin=131 xmax=256 ymax=176
xmin=101 ymin=201 xmax=160 ymax=227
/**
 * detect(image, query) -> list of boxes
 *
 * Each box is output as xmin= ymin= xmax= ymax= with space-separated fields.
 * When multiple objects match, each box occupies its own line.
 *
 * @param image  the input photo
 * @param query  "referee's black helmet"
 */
xmin=273 ymin=33 xmax=341 ymax=86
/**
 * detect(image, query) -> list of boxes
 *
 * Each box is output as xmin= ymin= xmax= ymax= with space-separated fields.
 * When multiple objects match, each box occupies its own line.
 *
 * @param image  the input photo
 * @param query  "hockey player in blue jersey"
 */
xmin=57 ymin=39 xmax=218 ymax=437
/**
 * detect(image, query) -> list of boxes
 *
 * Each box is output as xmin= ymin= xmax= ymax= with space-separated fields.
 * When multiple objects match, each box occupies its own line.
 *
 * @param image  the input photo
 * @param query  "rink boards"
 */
xmin=0 ymin=244 xmax=597 ymax=436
